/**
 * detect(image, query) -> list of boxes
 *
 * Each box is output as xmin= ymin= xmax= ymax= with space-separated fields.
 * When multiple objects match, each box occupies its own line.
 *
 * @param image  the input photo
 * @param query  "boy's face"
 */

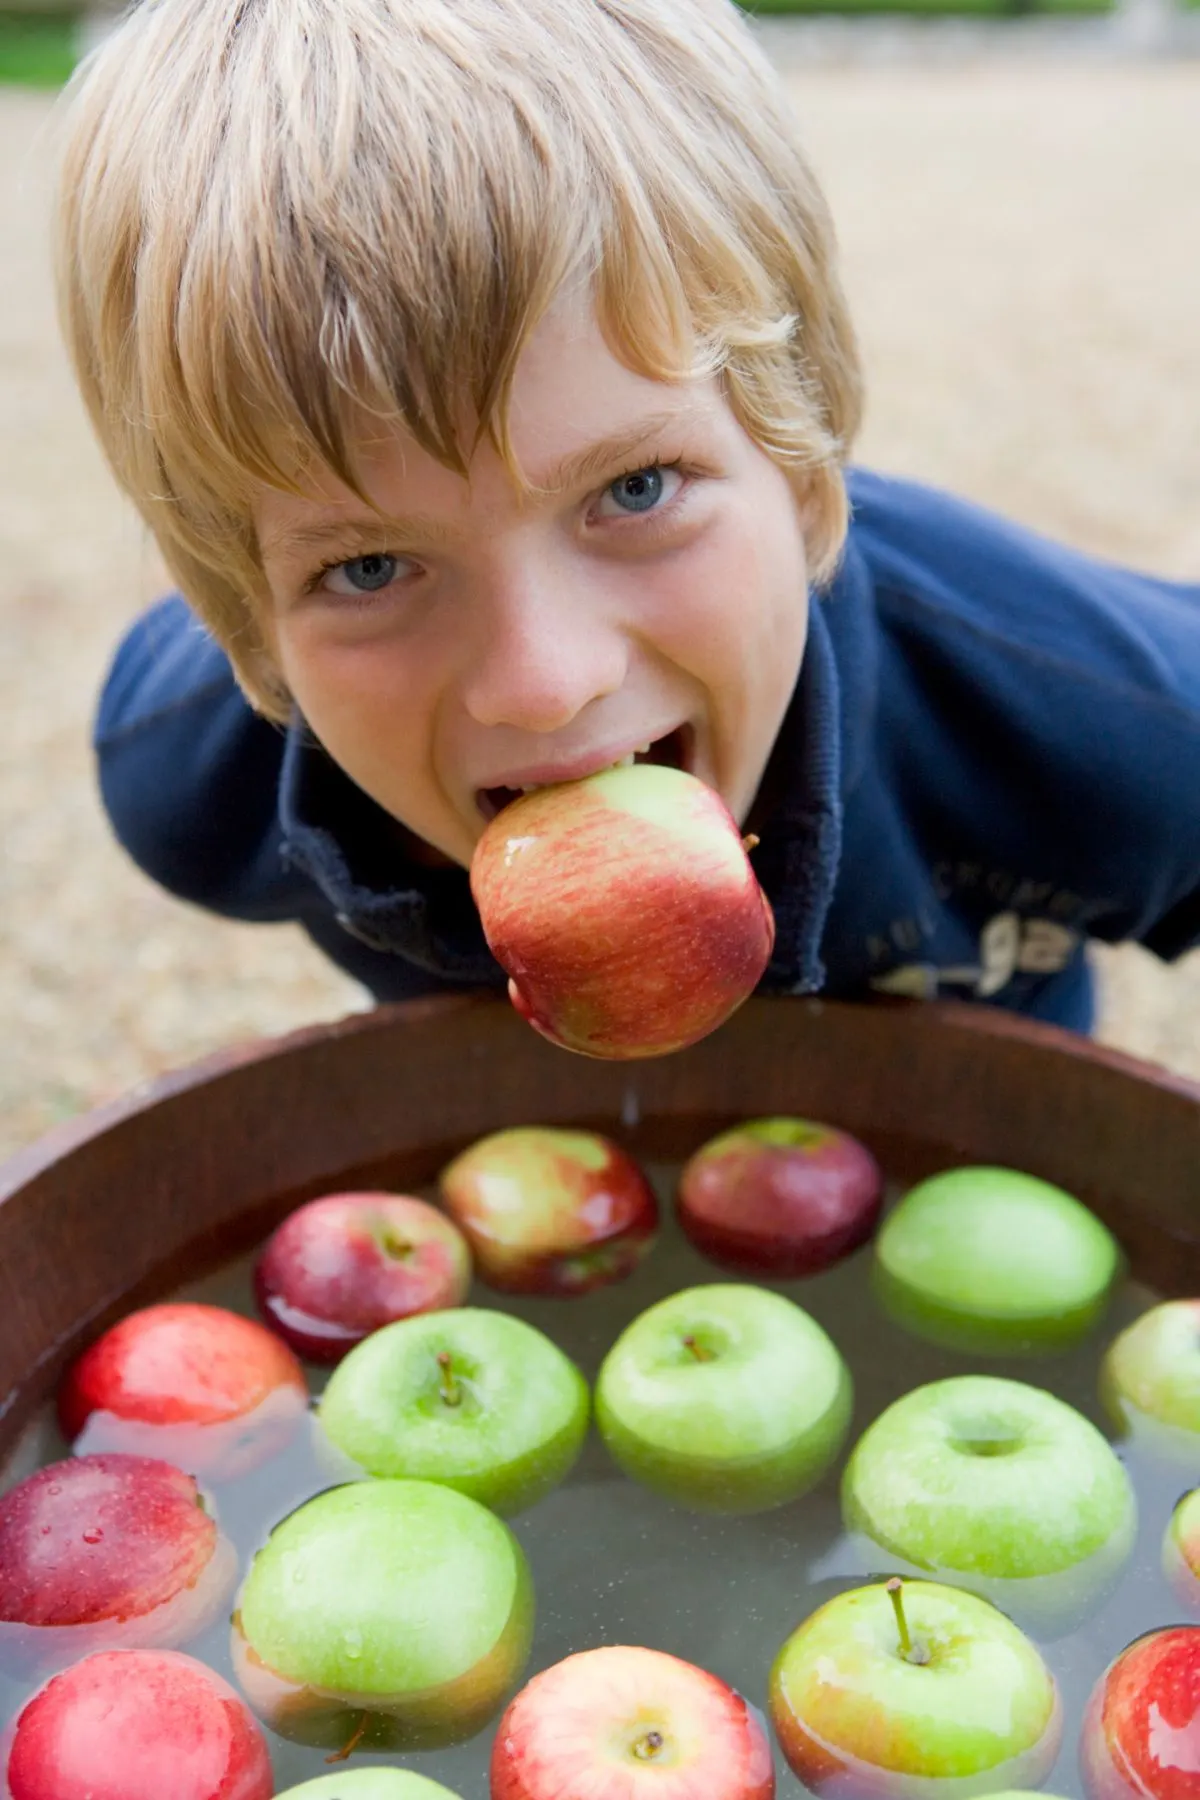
xmin=257 ymin=295 xmax=811 ymax=870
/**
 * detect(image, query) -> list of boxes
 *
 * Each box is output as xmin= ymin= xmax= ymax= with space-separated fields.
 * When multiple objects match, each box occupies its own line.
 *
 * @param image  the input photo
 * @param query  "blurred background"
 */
xmin=0 ymin=2 xmax=1197 ymax=1161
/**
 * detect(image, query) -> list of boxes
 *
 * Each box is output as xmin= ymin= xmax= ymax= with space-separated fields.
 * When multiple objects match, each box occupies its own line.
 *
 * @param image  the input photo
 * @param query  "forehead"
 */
xmin=256 ymin=296 xmax=724 ymax=548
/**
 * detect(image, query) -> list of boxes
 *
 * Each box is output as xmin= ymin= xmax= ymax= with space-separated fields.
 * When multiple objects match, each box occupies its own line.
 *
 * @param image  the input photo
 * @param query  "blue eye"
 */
xmin=608 ymin=468 xmax=665 ymax=514
xmin=338 ymin=554 xmax=398 ymax=592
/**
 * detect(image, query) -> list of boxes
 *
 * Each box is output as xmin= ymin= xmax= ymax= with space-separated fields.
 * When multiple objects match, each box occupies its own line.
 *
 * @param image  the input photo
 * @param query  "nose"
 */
xmin=459 ymin=570 xmax=629 ymax=733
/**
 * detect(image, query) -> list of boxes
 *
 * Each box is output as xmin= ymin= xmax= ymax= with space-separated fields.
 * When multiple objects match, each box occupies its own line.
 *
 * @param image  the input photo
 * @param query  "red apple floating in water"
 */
xmin=439 ymin=1126 xmax=658 ymax=1295
xmin=470 ymin=763 xmax=775 ymax=1059
xmin=677 ymin=1117 xmax=884 ymax=1277
xmin=58 ymin=1303 xmax=308 ymax=1479
xmin=0 ymin=1454 xmax=236 ymax=1674
xmin=490 ymin=1644 xmax=776 ymax=1799
xmin=1080 ymin=1626 xmax=1200 ymax=1800
xmin=2 ymin=1648 xmax=273 ymax=1800
xmin=254 ymin=1191 xmax=472 ymax=1363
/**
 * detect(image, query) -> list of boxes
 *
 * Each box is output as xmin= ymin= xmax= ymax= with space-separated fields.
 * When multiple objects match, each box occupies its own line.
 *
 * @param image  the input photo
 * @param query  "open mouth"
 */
xmin=476 ymin=725 xmax=693 ymax=823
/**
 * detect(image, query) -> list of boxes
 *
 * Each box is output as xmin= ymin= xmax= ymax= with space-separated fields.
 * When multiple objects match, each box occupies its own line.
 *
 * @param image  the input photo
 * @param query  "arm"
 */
xmin=93 ymin=595 xmax=451 ymax=1000
xmin=95 ymin=594 xmax=305 ymax=921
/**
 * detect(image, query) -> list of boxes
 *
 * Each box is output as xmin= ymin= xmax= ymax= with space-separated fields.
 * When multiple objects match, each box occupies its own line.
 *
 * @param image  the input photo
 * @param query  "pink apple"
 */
xmin=469 ymin=763 xmax=775 ymax=1060
xmin=490 ymin=1644 xmax=776 ymax=1799
xmin=3 ymin=1648 xmax=273 ymax=1800
xmin=254 ymin=1191 xmax=472 ymax=1363
xmin=439 ymin=1126 xmax=657 ymax=1295
xmin=58 ymin=1302 xmax=308 ymax=1479
xmin=677 ymin=1118 xmax=884 ymax=1277
xmin=1080 ymin=1627 xmax=1200 ymax=1800
xmin=0 ymin=1455 xmax=236 ymax=1674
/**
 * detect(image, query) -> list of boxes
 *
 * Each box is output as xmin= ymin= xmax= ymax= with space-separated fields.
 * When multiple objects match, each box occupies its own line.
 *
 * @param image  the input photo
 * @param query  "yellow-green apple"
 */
xmin=874 ymin=1167 xmax=1120 ymax=1356
xmin=469 ymin=763 xmax=774 ymax=1060
xmin=3 ymin=1648 xmax=273 ymax=1800
xmin=490 ymin=1644 xmax=775 ymax=1799
xmin=231 ymin=1478 xmax=533 ymax=1754
xmin=254 ymin=1191 xmax=472 ymax=1363
xmin=0 ymin=1454 xmax=236 ymax=1675
xmin=842 ymin=1375 xmax=1135 ymax=1632
xmin=276 ymin=1777 xmax=464 ymax=1798
xmin=317 ymin=1307 xmax=589 ymax=1514
xmin=1080 ymin=1627 xmax=1200 ymax=1800
xmin=677 ymin=1118 xmax=883 ymax=1277
xmin=769 ymin=1578 xmax=1062 ymax=1798
xmin=595 ymin=1284 xmax=852 ymax=1513
xmin=1164 ymin=1490 xmax=1200 ymax=1609
xmin=58 ymin=1302 xmax=308 ymax=1480
xmin=1101 ymin=1300 xmax=1200 ymax=1464
xmin=439 ymin=1127 xmax=657 ymax=1296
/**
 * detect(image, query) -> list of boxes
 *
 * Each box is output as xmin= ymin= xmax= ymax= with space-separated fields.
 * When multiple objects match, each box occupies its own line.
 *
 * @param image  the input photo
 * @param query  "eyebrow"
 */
xmin=259 ymin=407 xmax=703 ymax=564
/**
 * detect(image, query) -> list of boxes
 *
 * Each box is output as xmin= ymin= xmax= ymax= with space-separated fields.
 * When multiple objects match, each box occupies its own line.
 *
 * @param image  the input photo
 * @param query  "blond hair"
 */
xmin=56 ymin=0 xmax=863 ymax=717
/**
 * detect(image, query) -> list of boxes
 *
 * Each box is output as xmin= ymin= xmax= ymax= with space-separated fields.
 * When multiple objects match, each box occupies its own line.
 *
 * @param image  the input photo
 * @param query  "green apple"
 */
xmin=276 ymin=1776 xmax=464 ymax=1798
xmin=769 ymin=1578 xmax=1063 ymax=1796
xmin=595 ymin=1283 xmax=852 ymax=1513
xmin=318 ymin=1308 xmax=589 ymax=1515
xmin=231 ymin=1479 xmax=533 ymax=1753
xmin=1162 ymin=1487 xmax=1200 ymax=1607
xmin=276 ymin=1777 xmax=464 ymax=1798
xmin=874 ymin=1166 xmax=1120 ymax=1355
xmin=1100 ymin=1299 xmax=1200 ymax=1464
xmin=842 ymin=1376 xmax=1135 ymax=1633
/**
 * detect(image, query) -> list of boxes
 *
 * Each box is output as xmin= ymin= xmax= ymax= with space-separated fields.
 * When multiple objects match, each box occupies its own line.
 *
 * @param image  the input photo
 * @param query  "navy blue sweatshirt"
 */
xmin=94 ymin=470 xmax=1200 ymax=1034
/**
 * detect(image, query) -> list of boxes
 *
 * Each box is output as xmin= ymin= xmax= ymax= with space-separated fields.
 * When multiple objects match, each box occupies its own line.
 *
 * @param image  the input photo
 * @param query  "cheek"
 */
xmin=647 ymin=503 xmax=807 ymax=676
xmin=273 ymin=625 xmax=433 ymax=769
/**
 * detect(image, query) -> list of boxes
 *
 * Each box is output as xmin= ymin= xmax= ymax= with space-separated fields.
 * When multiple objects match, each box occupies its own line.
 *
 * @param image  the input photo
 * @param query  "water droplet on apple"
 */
xmin=343 ymin=1626 xmax=363 ymax=1659
xmin=82 ymin=1527 xmax=104 ymax=1545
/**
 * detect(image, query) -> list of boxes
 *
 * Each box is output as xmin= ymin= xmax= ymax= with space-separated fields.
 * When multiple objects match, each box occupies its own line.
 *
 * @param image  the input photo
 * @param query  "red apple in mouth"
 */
xmin=475 ymin=725 xmax=691 ymax=823
xmin=254 ymin=1191 xmax=473 ymax=1363
xmin=489 ymin=1644 xmax=776 ymax=1799
xmin=0 ymin=1454 xmax=236 ymax=1675
xmin=470 ymin=760 xmax=775 ymax=1060
xmin=58 ymin=1303 xmax=309 ymax=1479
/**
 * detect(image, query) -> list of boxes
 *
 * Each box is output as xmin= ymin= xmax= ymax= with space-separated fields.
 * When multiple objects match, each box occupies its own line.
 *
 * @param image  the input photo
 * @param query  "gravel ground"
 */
xmin=1 ymin=61 xmax=1198 ymax=1163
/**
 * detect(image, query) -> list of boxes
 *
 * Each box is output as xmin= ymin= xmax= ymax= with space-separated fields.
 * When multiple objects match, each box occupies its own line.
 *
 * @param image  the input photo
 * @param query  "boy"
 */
xmin=59 ymin=0 xmax=1200 ymax=1037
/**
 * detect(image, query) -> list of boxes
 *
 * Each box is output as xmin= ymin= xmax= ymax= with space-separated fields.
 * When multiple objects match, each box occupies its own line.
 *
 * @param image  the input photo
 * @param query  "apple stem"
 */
xmin=633 ymin=1729 xmax=665 ymax=1761
xmin=887 ymin=1578 xmax=931 ymax=1667
xmin=437 ymin=1351 xmax=462 ymax=1408
xmin=742 ymin=833 xmax=760 ymax=853
xmin=325 ymin=1711 xmax=369 ymax=1764
xmin=682 ymin=1334 xmax=715 ymax=1364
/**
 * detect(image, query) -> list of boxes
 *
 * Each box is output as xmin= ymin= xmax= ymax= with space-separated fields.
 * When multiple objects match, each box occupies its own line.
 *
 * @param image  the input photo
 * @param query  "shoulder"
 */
xmin=842 ymin=467 xmax=1200 ymax=721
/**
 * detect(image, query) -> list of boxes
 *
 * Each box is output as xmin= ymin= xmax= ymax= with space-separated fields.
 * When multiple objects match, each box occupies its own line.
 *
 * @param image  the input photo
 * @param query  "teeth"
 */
xmin=635 ymin=743 xmax=651 ymax=756
xmin=518 ymin=784 xmax=541 ymax=794
xmin=615 ymin=753 xmax=636 ymax=768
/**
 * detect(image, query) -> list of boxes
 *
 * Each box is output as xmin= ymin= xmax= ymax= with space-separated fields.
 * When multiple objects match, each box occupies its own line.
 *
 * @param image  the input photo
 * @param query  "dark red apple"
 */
xmin=0 ymin=1454 xmax=236 ymax=1674
xmin=254 ymin=1191 xmax=472 ymax=1363
xmin=470 ymin=763 xmax=774 ymax=1060
xmin=3 ymin=1648 xmax=273 ymax=1800
xmin=1081 ymin=1626 xmax=1200 ymax=1800
xmin=439 ymin=1126 xmax=657 ymax=1295
xmin=677 ymin=1117 xmax=883 ymax=1277
xmin=490 ymin=1644 xmax=775 ymax=1798
xmin=58 ymin=1302 xmax=308 ymax=1479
